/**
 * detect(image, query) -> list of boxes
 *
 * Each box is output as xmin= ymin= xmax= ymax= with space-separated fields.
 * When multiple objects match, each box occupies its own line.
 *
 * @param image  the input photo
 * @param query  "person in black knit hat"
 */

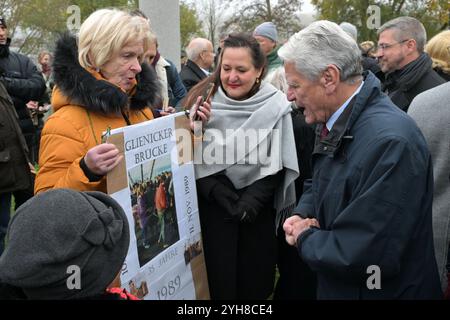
xmin=0 ymin=188 xmax=138 ymax=300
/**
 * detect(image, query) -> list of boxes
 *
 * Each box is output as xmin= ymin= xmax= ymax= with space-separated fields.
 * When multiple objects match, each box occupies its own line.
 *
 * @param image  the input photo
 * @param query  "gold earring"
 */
xmin=256 ymin=77 xmax=260 ymax=84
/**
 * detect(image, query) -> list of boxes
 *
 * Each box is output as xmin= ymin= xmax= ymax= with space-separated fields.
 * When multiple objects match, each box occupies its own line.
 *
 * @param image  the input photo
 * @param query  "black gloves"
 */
xmin=209 ymin=181 xmax=261 ymax=223
xmin=197 ymin=174 xmax=281 ymax=224
xmin=210 ymin=181 xmax=239 ymax=217
xmin=233 ymin=199 xmax=258 ymax=223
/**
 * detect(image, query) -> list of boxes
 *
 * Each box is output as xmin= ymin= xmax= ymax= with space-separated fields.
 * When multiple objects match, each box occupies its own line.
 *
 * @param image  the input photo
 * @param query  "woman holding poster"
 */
xmin=184 ymin=33 xmax=299 ymax=299
xmin=35 ymin=9 xmax=210 ymax=194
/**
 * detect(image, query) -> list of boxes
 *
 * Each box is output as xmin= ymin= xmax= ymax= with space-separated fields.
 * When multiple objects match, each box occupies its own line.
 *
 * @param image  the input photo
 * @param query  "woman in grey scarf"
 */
xmin=184 ymin=33 xmax=298 ymax=300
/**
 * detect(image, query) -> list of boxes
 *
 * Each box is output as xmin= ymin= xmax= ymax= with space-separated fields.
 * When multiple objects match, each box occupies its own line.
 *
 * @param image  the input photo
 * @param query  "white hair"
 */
xmin=266 ymin=67 xmax=288 ymax=93
xmin=278 ymin=20 xmax=363 ymax=82
xmin=185 ymin=38 xmax=211 ymax=61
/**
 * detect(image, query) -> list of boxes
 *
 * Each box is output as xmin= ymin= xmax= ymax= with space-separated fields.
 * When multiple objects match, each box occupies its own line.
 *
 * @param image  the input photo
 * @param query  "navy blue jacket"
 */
xmin=295 ymin=72 xmax=442 ymax=299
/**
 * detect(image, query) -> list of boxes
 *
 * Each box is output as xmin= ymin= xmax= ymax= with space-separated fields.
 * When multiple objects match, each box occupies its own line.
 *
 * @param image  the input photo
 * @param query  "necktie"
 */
xmin=320 ymin=124 xmax=329 ymax=139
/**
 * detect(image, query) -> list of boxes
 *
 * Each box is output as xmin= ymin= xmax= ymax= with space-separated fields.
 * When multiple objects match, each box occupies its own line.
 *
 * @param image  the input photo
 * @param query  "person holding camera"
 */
xmin=0 ymin=17 xmax=45 ymax=211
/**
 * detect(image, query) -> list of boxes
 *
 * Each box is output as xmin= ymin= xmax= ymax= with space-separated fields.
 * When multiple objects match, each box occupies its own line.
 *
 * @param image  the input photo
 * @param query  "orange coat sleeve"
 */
xmin=35 ymin=115 xmax=105 ymax=193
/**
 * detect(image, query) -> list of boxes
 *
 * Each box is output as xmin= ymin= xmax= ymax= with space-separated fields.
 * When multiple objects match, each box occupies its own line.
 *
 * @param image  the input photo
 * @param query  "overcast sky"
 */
xmin=302 ymin=0 xmax=316 ymax=13
xmin=185 ymin=0 xmax=316 ymax=14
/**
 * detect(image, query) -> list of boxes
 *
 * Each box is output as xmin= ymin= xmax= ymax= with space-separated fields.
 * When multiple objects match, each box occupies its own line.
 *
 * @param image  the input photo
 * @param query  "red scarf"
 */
xmin=106 ymin=287 xmax=140 ymax=300
xmin=41 ymin=64 xmax=52 ymax=76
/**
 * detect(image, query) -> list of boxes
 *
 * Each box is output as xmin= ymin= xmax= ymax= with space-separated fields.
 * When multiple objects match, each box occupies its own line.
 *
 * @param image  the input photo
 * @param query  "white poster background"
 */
xmin=108 ymin=113 xmax=204 ymax=300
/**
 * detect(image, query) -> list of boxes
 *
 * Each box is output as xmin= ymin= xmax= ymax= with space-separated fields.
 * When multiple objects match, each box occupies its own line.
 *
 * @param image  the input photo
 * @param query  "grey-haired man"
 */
xmin=376 ymin=16 xmax=444 ymax=112
xmin=280 ymin=20 xmax=441 ymax=299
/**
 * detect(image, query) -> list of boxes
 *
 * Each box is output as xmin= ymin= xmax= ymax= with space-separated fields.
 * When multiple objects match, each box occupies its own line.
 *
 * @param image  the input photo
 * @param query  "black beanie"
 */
xmin=0 ymin=189 xmax=130 ymax=299
xmin=0 ymin=18 xmax=6 ymax=28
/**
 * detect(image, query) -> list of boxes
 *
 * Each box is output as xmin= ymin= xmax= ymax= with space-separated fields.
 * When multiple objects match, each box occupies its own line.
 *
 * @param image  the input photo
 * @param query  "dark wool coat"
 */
xmin=179 ymin=59 xmax=208 ymax=93
xmin=383 ymin=53 xmax=445 ymax=112
xmin=0 ymin=38 xmax=46 ymax=138
xmin=0 ymin=82 xmax=32 ymax=193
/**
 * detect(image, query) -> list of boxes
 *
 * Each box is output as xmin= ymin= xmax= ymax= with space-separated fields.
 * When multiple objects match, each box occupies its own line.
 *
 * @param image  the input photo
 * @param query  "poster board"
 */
xmin=106 ymin=113 xmax=210 ymax=300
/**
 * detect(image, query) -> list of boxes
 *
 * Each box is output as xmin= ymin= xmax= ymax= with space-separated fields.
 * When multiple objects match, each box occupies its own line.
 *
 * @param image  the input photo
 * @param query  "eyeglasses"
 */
xmin=377 ymin=39 xmax=409 ymax=51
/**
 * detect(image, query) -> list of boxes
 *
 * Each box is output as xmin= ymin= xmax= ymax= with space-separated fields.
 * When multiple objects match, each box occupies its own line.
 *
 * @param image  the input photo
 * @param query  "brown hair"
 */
xmin=182 ymin=33 xmax=267 ymax=109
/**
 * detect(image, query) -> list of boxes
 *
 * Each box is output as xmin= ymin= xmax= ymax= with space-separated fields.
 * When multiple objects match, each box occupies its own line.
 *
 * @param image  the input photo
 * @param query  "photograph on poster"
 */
xmin=128 ymin=277 xmax=149 ymax=300
xmin=128 ymin=154 xmax=180 ymax=267
xmin=184 ymin=237 xmax=203 ymax=265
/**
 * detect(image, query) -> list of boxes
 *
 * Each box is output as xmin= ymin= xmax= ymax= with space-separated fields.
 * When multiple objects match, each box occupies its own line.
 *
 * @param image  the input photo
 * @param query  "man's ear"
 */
xmin=405 ymin=38 xmax=417 ymax=53
xmin=320 ymin=64 xmax=339 ymax=94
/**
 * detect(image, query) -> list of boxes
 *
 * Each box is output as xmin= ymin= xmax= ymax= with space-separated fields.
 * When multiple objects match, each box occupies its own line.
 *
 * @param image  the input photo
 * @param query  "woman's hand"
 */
xmin=160 ymin=106 xmax=176 ymax=116
xmin=84 ymin=143 xmax=123 ymax=176
xmin=189 ymin=96 xmax=211 ymax=131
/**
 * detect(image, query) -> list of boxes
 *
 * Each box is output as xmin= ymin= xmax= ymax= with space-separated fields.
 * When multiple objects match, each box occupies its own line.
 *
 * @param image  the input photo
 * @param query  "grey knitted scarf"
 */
xmin=195 ymin=82 xmax=299 ymax=226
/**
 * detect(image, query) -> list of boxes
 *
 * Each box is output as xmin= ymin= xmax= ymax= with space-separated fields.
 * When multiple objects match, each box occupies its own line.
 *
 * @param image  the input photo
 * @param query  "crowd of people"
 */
xmin=131 ymin=171 xmax=174 ymax=250
xmin=0 ymin=7 xmax=449 ymax=300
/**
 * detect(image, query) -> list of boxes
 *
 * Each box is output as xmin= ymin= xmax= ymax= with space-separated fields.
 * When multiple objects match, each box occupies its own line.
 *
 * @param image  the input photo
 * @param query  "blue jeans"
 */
xmin=157 ymin=209 xmax=166 ymax=244
xmin=0 ymin=192 xmax=12 ymax=255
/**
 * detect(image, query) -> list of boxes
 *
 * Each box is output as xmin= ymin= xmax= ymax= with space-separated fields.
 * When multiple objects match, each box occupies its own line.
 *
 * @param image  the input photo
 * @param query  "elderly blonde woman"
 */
xmin=425 ymin=30 xmax=450 ymax=82
xmin=35 ymin=9 xmax=210 ymax=193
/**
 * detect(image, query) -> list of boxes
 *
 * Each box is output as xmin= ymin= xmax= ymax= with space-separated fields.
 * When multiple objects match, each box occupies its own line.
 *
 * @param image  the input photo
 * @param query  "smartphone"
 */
xmin=193 ymin=83 xmax=215 ymax=121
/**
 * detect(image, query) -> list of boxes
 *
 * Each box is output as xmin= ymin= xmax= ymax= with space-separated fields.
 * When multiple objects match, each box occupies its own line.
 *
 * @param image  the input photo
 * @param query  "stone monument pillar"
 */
xmin=139 ymin=0 xmax=181 ymax=70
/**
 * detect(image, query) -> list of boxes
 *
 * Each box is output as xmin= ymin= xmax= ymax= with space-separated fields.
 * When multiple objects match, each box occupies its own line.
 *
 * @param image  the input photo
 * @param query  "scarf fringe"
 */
xmin=275 ymin=202 xmax=296 ymax=235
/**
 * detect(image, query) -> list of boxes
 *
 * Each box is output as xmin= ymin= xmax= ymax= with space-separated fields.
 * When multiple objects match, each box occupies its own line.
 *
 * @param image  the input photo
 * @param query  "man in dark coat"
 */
xmin=376 ymin=16 xmax=445 ymax=112
xmin=0 ymin=17 xmax=45 ymax=209
xmin=0 ymin=81 xmax=32 ymax=255
xmin=0 ymin=18 xmax=46 ymax=160
xmin=279 ymin=20 xmax=442 ymax=299
xmin=179 ymin=38 xmax=214 ymax=94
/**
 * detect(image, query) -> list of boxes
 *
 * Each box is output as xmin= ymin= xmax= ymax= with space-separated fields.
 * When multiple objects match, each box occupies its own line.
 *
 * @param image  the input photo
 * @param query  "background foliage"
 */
xmin=1 ymin=0 xmax=448 ymax=57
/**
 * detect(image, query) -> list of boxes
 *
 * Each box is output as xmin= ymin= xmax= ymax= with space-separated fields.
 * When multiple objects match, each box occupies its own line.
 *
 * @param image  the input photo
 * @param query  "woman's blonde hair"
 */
xmin=78 ymin=8 xmax=153 ymax=70
xmin=38 ymin=51 xmax=51 ymax=63
xmin=425 ymin=30 xmax=450 ymax=76
xmin=360 ymin=40 xmax=375 ymax=56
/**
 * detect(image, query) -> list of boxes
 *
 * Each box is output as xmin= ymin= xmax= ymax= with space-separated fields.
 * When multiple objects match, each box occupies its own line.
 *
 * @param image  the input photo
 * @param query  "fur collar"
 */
xmin=52 ymin=32 xmax=160 ymax=114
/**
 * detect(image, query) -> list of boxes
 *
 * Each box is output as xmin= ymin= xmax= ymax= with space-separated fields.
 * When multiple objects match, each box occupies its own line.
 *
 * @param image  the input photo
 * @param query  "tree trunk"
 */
xmin=266 ymin=0 xmax=272 ymax=20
